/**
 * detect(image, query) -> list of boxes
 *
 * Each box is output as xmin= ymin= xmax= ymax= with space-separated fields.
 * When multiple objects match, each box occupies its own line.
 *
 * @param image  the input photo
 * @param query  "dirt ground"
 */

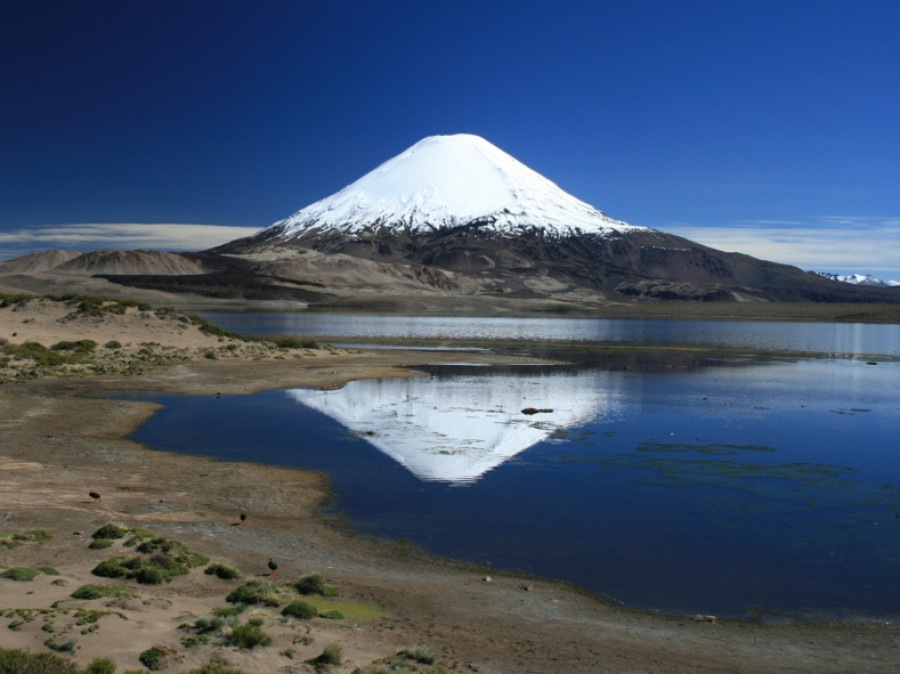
xmin=2 ymin=353 xmax=899 ymax=673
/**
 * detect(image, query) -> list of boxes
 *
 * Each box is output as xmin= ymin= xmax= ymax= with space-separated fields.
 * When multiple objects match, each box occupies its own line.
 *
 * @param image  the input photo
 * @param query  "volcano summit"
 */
xmin=260 ymin=133 xmax=641 ymax=240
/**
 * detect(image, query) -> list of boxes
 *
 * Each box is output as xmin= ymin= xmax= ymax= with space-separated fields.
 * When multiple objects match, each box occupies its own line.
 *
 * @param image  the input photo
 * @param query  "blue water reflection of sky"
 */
xmin=129 ymin=356 xmax=900 ymax=619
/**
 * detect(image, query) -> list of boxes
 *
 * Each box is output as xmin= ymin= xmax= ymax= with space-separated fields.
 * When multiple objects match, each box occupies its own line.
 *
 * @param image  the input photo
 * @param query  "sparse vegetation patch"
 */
xmin=1 ymin=292 xmax=325 ymax=383
xmin=90 ymin=530 xmax=209 ymax=584
xmin=224 ymin=620 xmax=272 ymax=649
xmin=0 ymin=529 xmax=52 ymax=549
xmin=2 ymin=567 xmax=44 ymax=582
xmin=204 ymin=563 xmax=240 ymax=580
xmin=225 ymin=580 xmax=281 ymax=606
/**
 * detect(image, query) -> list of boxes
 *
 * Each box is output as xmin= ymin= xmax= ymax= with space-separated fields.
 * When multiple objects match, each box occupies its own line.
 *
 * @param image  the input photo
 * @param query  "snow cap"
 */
xmin=271 ymin=133 xmax=641 ymax=238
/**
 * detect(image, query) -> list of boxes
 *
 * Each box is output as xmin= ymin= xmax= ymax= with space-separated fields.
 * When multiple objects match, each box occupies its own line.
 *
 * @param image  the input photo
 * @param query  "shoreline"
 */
xmin=3 ymin=355 xmax=900 ymax=672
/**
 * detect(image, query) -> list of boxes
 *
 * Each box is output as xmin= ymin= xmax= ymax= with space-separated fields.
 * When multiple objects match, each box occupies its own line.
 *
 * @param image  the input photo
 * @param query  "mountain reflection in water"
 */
xmin=127 ymin=347 xmax=900 ymax=619
xmin=286 ymin=367 xmax=622 ymax=483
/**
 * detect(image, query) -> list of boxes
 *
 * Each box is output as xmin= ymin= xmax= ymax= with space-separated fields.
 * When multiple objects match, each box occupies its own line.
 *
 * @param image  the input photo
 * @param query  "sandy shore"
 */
xmin=2 ymin=298 xmax=899 ymax=672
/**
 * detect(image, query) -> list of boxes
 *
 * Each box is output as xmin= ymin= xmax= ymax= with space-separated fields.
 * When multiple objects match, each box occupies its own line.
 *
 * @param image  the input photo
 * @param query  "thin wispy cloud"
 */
xmin=0 ymin=223 xmax=261 ymax=260
xmin=665 ymin=216 xmax=900 ymax=280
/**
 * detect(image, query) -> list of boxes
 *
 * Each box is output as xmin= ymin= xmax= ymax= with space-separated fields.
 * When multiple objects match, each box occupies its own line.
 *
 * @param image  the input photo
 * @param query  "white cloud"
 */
xmin=0 ymin=223 xmax=261 ymax=260
xmin=665 ymin=216 xmax=900 ymax=281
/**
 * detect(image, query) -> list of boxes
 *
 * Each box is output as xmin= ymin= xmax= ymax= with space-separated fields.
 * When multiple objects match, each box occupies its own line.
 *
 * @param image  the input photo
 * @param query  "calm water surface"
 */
xmin=128 ymin=318 xmax=900 ymax=619
xmin=202 ymin=312 xmax=900 ymax=356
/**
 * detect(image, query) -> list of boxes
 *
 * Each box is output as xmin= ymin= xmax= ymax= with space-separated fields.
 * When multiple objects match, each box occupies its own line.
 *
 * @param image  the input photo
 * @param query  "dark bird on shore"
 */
xmin=267 ymin=558 xmax=278 ymax=577
xmin=89 ymin=491 xmax=101 ymax=502
xmin=240 ymin=512 xmax=247 ymax=524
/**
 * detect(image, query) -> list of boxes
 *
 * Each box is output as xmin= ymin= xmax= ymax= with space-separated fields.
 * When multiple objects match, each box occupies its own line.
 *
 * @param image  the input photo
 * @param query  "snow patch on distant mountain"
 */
xmin=269 ymin=134 xmax=644 ymax=240
xmin=815 ymin=272 xmax=900 ymax=288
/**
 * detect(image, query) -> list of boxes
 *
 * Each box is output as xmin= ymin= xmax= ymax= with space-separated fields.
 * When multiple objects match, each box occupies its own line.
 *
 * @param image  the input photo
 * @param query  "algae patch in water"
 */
xmin=636 ymin=441 xmax=776 ymax=456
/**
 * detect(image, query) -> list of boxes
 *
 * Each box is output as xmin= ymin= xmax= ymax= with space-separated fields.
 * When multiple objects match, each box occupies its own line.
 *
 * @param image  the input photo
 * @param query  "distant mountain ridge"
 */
xmin=814 ymin=272 xmax=900 ymax=288
xmin=0 ymin=249 xmax=206 ymax=277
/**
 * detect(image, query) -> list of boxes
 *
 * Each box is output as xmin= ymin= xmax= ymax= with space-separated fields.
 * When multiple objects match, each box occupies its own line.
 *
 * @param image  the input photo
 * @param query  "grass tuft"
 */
xmin=307 ymin=642 xmax=342 ymax=667
xmin=398 ymin=644 xmax=436 ymax=664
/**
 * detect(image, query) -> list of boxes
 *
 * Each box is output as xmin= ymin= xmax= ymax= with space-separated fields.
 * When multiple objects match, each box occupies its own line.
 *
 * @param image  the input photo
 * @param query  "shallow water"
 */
xmin=128 ymin=348 xmax=900 ymax=620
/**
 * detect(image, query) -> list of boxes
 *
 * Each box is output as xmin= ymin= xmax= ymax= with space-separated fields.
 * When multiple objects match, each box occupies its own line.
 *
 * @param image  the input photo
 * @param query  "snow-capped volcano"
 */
xmin=266 ymin=134 xmax=642 ymax=240
xmin=205 ymin=135 xmax=900 ymax=306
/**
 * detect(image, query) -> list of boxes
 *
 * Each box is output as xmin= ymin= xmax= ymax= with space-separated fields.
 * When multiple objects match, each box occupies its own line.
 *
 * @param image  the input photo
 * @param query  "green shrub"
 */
xmin=1 ymin=567 xmax=41 ymax=581
xmin=37 ymin=565 xmax=59 ymax=576
xmin=181 ymin=635 xmax=209 ymax=648
xmin=318 ymin=609 xmax=344 ymax=620
xmin=104 ymin=340 xmax=123 ymax=350
xmin=91 ymin=524 xmax=129 ymax=540
xmin=123 ymin=529 xmax=153 ymax=547
xmin=71 ymin=584 xmax=133 ymax=600
xmin=0 ymin=647 xmax=80 ymax=673
xmin=224 ymin=622 xmax=272 ymax=649
xmin=51 ymin=339 xmax=97 ymax=353
xmin=91 ymin=536 xmax=207 ymax=584
xmin=89 ymin=538 xmax=114 ymax=550
xmin=267 ymin=336 xmax=319 ymax=350
xmin=137 ymin=537 xmax=208 ymax=568
xmin=71 ymin=584 xmax=106 ymax=600
xmin=138 ymin=646 xmax=173 ymax=671
xmin=192 ymin=616 xmax=225 ymax=634
xmin=281 ymin=600 xmax=318 ymax=620
xmin=211 ymin=606 xmax=243 ymax=618
xmin=133 ymin=567 xmax=165 ymax=585
xmin=204 ymin=563 xmax=239 ymax=580
xmin=91 ymin=557 xmax=129 ymax=578
xmin=295 ymin=572 xmax=326 ymax=596
xmin=225 ymin=580 xmax=280 ymax=606
xmin=18 ymin=530 xmax=52 ymax=544
xmin=12 ymin=342 xmax=63 ymax=367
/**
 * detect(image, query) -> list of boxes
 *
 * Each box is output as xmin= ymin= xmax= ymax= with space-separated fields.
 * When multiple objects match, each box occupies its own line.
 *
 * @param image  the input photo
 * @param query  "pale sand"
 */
xmin=1 ymin=297 xmax=898 ymax=673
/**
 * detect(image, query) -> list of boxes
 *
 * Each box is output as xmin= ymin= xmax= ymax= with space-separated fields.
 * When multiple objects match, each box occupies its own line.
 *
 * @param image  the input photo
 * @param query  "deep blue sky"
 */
xmin=2 ymin=0 xmax=899 ymax=278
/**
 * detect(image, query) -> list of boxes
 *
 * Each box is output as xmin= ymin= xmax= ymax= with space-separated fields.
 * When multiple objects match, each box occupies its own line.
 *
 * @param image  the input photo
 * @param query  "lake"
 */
xmin=129 ymin=315 xmax=900 ymax=620
xmin=201 ymin=312 xmax=900 ymax=356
